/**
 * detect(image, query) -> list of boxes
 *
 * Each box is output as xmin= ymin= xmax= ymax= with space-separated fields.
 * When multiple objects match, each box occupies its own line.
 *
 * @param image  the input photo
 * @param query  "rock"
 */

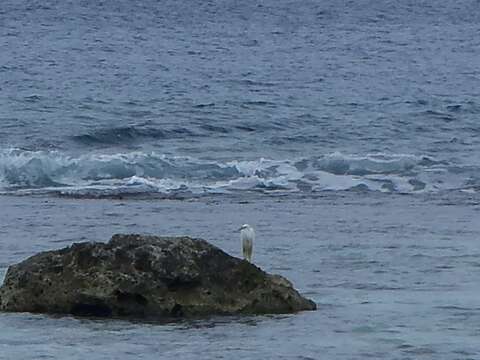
xmin=0 ymin=234 xmax=316 ymax=319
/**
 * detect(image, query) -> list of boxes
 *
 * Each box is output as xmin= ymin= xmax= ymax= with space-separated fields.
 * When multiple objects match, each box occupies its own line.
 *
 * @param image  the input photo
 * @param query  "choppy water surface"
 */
xmin=1 ymin=0 xmax=480 ymax=198
xmin=1 ymin=0 xmax=480 ymax=359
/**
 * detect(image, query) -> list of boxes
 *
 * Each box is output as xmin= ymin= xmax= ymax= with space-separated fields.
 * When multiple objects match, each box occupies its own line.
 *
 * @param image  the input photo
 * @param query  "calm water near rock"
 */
xmin=1 ymin=193 xmax=480 ymax=359
xmin=1 ymin=0 xmax=480 ymax=358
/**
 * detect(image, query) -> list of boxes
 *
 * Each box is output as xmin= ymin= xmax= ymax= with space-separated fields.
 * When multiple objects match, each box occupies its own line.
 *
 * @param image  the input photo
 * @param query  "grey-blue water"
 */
xmin=1 ymin=0 xmax=480 ymax=358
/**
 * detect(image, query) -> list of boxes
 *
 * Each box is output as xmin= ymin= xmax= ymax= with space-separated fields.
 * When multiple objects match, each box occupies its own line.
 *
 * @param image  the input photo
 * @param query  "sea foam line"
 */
xmin=0 ymin=148 xmax=459 ymax=196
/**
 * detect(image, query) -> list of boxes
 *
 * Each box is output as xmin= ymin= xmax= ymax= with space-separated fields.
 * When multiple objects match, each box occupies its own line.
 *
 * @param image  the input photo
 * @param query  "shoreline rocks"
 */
xmin=0 ymin=234 xmax=316 ymax=320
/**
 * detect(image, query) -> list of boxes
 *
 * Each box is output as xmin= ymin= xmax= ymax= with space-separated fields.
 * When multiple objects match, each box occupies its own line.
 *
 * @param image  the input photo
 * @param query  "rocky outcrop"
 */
xmin=0 ymin=234 xmax=316 ymax=319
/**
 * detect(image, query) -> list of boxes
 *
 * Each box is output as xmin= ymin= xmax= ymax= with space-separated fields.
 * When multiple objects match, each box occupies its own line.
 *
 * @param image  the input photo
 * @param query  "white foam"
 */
xmin=0 ymin=148 xmax=467 ymax=196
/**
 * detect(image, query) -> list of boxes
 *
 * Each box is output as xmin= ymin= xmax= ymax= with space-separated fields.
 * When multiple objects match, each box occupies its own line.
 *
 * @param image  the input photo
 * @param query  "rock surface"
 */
xmin=0 ymin=234 xmax=316 ymax=319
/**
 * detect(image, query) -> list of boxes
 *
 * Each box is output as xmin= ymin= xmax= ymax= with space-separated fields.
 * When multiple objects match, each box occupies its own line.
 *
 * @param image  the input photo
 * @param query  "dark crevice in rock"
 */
xmin=71 ymin=302 xmax=112 ymax=317
xmin=170 ymin=303 xmax=184 ymax=317
xmin=115 ymin=290 xmax=148 ymax=306
xmin=165 ymin=278 xmax=199 ymax=291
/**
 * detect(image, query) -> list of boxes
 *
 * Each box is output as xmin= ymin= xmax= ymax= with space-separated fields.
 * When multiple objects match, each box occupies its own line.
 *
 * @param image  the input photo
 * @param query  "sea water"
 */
xmin=1 ymin=0 xmax=480 ymax=358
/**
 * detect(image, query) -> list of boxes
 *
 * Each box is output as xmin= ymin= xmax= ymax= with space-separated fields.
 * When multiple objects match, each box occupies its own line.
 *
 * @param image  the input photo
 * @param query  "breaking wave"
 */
xmin=0 ymin=149 xmax=472 ymax=198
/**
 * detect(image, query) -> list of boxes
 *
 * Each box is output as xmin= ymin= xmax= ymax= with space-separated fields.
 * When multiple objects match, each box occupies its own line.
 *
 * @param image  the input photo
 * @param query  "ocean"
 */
xmin=1 ymin=0 xmax=480 ymax=358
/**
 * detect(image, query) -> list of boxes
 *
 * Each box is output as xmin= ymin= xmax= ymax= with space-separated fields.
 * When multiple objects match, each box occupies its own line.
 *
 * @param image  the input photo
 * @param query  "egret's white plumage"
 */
xmin=240 ymin=224 xmax=255 ymax=262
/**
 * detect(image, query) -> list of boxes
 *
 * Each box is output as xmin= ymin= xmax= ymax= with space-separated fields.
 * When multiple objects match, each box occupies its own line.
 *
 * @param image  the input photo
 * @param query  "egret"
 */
xmin=239 ymin=224 xmax=255 ymax=262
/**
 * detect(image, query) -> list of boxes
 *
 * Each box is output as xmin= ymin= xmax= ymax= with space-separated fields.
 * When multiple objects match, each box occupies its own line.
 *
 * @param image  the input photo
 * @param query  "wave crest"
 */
xmin=0 ymin=149 xmax=463 ymax=197
xmin=71 ymin=125 xmax=196 ymax=146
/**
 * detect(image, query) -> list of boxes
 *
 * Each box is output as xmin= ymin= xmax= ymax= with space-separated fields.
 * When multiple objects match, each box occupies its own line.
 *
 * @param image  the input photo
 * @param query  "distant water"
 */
xmin=1 ymin=0 xmax=480 ymax=359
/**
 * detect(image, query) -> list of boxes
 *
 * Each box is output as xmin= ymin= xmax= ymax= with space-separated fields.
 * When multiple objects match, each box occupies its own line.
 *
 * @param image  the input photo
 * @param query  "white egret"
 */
xmin=239 ymin=224 xmax=255 ymax=262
